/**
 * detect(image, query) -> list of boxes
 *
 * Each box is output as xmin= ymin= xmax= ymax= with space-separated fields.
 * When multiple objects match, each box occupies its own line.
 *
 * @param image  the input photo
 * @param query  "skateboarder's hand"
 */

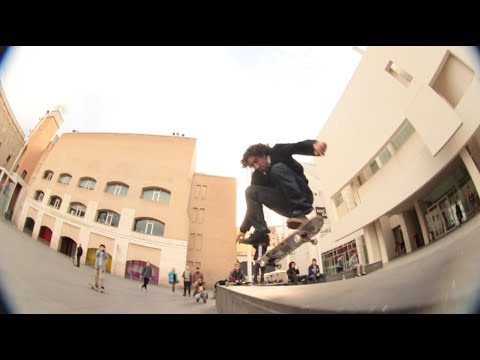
xmin=236 ymin=232 xmax=245 ymax=243
xmin=313 ymin=141 xmax=327 ymax=156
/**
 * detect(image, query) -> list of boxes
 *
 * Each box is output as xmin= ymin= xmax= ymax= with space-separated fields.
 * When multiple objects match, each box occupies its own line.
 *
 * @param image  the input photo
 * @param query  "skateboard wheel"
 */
xmin=277 ymin=264 xmax=282 ymax=269
xmin=311 ymin=238 xmax=318 ymax=245
xmin=293 ymin=234 xmax=302 ymax=244
xmin=259 ymin=260 xmax=265 ymax=267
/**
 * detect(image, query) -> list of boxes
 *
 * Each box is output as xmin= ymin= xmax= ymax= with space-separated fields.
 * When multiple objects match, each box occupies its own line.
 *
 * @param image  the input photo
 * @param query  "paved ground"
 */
xmin=218 ymin=214 xmax=480 ymax=313
xmin=0 ymin=220 xmax=217 ymax=314
xmin=2 ymin=213 xmax=480 ymax=314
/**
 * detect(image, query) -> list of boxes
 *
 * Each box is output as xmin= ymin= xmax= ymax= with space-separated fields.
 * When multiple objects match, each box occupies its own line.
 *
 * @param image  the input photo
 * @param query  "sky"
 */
xmin=0 ymin=46 xmax=364 ymax=226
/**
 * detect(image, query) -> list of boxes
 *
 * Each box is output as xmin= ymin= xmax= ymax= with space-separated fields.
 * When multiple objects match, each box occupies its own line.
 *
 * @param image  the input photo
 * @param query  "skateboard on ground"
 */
xmin=89 ymin=283 xmax=105 ymax=293
xmin=258 ymin=216 xmax=323 ymax=268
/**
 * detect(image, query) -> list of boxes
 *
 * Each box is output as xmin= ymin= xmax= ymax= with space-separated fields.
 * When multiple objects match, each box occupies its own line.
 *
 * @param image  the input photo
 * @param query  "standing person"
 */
xmin=182 ymin=265 xmax=192 ymax=297
xmin=75 ymin=243 xmax=83 ymax=267
xmin=236 ymin=139 xmax=327 ymax=248
xmin=93 ymin=244 xmax=108 ymax=291
xmin=140 ymin=261 xmax=152 ymax=291
xmin=193 ymin=277 xmax=208 ymax=303
xmin=456 ymin=201 xmax=463 ymax=225
xmin=168 ymin=268 xmax=178 ymax=294
xmin=192 ymin=267 xmax=203 ymax=284
xmin=468 ymin=190 xmax=478 ymax=214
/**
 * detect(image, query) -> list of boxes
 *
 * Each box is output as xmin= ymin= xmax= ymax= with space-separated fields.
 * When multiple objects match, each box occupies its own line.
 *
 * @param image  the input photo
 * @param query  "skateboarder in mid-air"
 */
xmin=236 ymin=139 xmax=327 ymax=247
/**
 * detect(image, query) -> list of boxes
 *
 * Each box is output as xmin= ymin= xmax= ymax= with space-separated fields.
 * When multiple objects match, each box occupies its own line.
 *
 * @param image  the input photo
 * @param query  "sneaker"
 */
xmin=183 ymin=294 xmax=186 ymax=297
xmin=239 ymin=231 xmax=270 ymax=246
xmin=356 ymin=274 xmax=361 ymax=277
xmin=203 ymin=299 xmax=207 ymax=303
xmin=362 ymin=272 xmax=367 ymax=275
xmin=196 ymin=298 xmax=199 ymax=302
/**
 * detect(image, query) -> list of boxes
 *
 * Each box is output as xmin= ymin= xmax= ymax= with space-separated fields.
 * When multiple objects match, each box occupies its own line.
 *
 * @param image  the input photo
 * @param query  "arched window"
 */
xmin=105 ymin=182 xmax=129 ymax=196
xmin=49 ymin=196 xmax=62 ymax=209
xmin=133 ymin=218 xmax=165 ymax=237
xmin=141 ymin=187 xmax=171 ymax=202
xmin=96 ymin=210 xmax=120 ymax=227
xmin=78 ymin=177 xmax=96 ymax=190
xmin=34 ymin=190 xmax=44 ymax=202
xmin=58 ymin=173 xmax=72 ymax=185
xmin=43 ymin=170 xmax=54 ymax=180
xmin=68 ymin=202 xmax=86 ymax=218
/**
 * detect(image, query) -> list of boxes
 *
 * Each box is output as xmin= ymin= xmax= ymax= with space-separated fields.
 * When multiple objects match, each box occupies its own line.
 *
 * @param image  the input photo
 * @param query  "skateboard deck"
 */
xmin=258 ymin=216 xmax=323 ymax=268
xmin=89 ymin=283 xmax=105 ymax=293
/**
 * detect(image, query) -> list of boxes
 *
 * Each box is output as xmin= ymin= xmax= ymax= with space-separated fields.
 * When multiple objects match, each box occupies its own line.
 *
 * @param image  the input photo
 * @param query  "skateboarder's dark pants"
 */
xmin=184 ymin=281 xmax=191 ymax=296
xmin=254 ymin=244 xmax=268 ymax=282
xmin=76 ymin=255 xmax=81 ymax=267
xmin=242 ymin=163 xmax=313 ymax=234
xmin=142 ymin=277 xmax=150 ymax=290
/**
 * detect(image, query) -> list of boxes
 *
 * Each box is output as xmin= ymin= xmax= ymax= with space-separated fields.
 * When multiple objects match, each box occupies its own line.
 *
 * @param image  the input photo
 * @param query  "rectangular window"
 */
xmin=194 ymin=185 xmax=201 ymax=198
xmin=379 ymin=147 xmax=392 ymax=165
xmin=21 ymin=170 xmax=27 ymax=179
xmin=106 ymin=213 xmax=113 ymax=225
xmin=391 ymin=121 xmax=415 ymax=151
xmin=196 ymin=234 xmax=202 ymax=251
xmin=192 ymin=208 xmax=198 ymax=222
xmin=145 ymin=221 xmax=154 ymax=235
xmin=334 ymin=193 xmax=344 ymax=207
xmin=189 ymin=233 xmax=195 ymax=250
xmin=369 ymin=160 xmax=379 ymax=175
xmin=198 ymin=208 xmax=205 ymax=223
xmin=201 ymin=186 xmax=207 ymax=199
xmin=114 ymin=185 xmax=122 ymax=196
xmin=386 ymin=60 xmax=413 ymax=87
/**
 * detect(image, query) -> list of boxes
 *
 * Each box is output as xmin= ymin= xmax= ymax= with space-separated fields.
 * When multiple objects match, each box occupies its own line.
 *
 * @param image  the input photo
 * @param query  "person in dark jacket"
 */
xmin=236 ymin=140 xmax=327 ymax=246
xmin=308 ymin=258 xmax=325 ymax=283
xmin=182 ymin=265 xmax=193 ymax=296
xmin=228 ymin=263 xmax=246 ymax=284
xmin=287 ymin=261 xmax=308 ymax=285
xmin=141 ymin=262 xmax=153 ymax=291
xmin=75 ymin=244 xmax=83 ymax=267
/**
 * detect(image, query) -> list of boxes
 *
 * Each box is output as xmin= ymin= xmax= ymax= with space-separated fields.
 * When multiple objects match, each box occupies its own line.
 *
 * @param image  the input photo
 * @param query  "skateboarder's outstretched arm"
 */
xmin=274 ymin=140 xmax=327 ymax=157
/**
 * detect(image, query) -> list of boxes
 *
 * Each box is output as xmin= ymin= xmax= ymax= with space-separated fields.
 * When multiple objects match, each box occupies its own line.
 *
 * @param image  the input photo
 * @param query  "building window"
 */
xmin=192 ymin=207 xmax=198 ymax=222
xmin=194 ymin=185 xmax=201 ymax=198
xmin=34 ymin=191 xmax=44 ymax=202
xmin=196 ymin=234 xmax=202 ymax=251
xmin=58 ymin=173 xmax=72 ymax=185
xmin=198 ymin=208 xmax=205 ymax=223
xmin=141 ymin=187 xmax=171 ymax=202
xmin=386 ymin=60 xmax=413 ymax=87
xmin=334 ymin=193 xmax=344 ymax=207
xmin=369 ymin=160 xmax=379 ymax=175
xmin=189 ymin=233 xmax=195 ymax=250
xmin=49 ymin=196 xmax=62 ymax=209
xmin=96 ymin=210 xmax=120 ymax=227
xmin=78 ymin=177 xmax=96 ymax=190
xmin=378 ymin=148 xmax=392 ymax=165
xmin=133 ymin=218 xmax=165 ymax=237
xmin=68 ymin=203 xmax=86 ymax=218
xmin=391 ymin=121 xmax=415 ymax=151
xmin=43 ymin=170 xmax=54 ymax=180
xmin=21 ymin=170 xmax=27 ymax=180
xmin=6 ymin=155 xmax=11 ymax=163
xmin=105 ymin=182 xmax=129 ymax=196
xmin=201 ymin=186 xmax=207 ymax=199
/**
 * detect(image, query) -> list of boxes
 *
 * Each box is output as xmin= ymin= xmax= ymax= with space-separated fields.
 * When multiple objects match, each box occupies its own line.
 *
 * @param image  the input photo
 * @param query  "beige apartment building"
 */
xmin=12 ymin=131 xmax=236 ymax=285
xmin=295 ymin=46 xmax=480 ymax=275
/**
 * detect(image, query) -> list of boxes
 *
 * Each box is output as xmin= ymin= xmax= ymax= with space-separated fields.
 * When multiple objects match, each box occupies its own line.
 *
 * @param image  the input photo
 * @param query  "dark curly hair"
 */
xmin=240 ymin=143 xmax=271 ymax=168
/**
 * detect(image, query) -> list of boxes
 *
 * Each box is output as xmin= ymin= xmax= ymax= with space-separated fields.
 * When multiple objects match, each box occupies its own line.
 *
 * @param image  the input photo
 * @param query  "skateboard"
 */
xmin=89 ymin=283 xmax=105 ymax=293
xmin=258 ymin=216 xmax=323 ymax=268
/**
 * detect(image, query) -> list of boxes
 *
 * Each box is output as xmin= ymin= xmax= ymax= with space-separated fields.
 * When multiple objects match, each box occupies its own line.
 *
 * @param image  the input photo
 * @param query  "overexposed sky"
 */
xmin=0 ymin=46 xmax=364 ymax=226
